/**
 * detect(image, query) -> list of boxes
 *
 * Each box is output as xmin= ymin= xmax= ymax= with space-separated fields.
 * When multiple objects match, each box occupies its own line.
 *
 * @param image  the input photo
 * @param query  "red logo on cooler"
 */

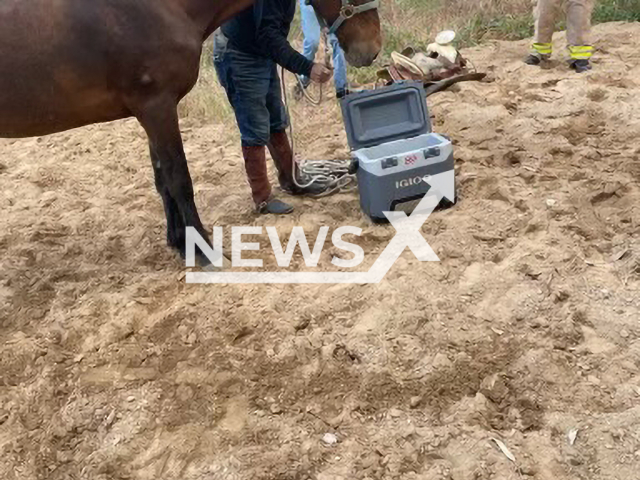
xmin=404 ymin=154 xmax=418 ymax=165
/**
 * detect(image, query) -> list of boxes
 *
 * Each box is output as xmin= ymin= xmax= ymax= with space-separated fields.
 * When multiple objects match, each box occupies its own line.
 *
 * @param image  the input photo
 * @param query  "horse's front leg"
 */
xmin=149 ymin=142 xmax=187 ymax=254
xmin=134 ymin=96 xmax=213 ymax=266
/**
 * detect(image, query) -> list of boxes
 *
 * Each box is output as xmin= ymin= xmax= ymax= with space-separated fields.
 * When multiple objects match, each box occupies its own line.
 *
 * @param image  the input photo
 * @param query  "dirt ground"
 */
xmin=1 ymin=22 xmax=639 ymax=480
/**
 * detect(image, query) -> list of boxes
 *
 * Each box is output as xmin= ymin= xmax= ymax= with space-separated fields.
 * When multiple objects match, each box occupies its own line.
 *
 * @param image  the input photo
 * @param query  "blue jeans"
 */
xmin=214 ymin=43 xmax=288 ymax=147
xmin=299 ymin=0 xmax=348 ymax=92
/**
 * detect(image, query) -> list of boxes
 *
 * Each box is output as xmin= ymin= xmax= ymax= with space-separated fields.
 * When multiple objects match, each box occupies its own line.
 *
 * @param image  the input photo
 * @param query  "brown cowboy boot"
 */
xmin=241 ymin=145 xmax=293 ymax=215
xmin=267 ymin=130 xmax=327 ymax=196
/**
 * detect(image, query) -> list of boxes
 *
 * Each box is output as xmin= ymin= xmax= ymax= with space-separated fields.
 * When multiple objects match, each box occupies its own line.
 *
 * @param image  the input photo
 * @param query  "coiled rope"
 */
xmin=279 ymin=29 xmax=357 ymax=197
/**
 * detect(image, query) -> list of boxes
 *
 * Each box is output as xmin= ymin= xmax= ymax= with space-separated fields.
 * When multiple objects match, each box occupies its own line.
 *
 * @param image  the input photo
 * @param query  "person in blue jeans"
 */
xmin=213 ymin=1 xmax=331 ymax=215
xmin=298 ymin=0 xmax=349 ymax=98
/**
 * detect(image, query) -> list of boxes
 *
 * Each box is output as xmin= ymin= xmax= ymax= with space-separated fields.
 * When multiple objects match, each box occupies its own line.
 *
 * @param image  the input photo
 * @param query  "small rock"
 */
xmin=530 ymin=317 xmax=549 ymax=329
xmin=269 ymin=404 xmax=283 ymax=415
xmin=409 ymin=396 xmax=423 ymax=409
xmin=545 ymin=199 xmax=557 ymax=208
xmin=519 ymin=170 xmax=535 ymax=183
xmin=620 ymin=330 xmax=629 ymax=339
xmin=294 ymin=317 xmax=311 ymax=331
xmin=519 ymin=463 xmax=537 ymax=476
xmin=322 ymin=433 xmax=338 ymax=445
xmin=47 ymin=331 xmax=63 ymax=345
xmin=55 ymin=451 xmax=71 ymax=464
xmin=432 ymin=352 xmax=452 ymax=369
xmin=520 ymin=263 xmax=542 ymax=279
xmin=480 ymin=374 xmax=509 ymax=403
xmin=360 ymin=454 xmax=379 ymax=469
xmin=488 ymin=187 xmax=510 ymax=203
xmin=127 ymin=396 xmax=135 ymax=402
xmin=389 ymin=408 xmax=403 ymax=418
xmin=504 ymin=151 xmax=521 ymax=166
xmin=401 ymin=424 xmax=416 ymax=439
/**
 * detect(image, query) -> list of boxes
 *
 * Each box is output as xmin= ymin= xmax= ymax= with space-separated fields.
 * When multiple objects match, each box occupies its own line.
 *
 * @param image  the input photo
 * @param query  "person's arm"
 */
xmin=256 ymin=6 xmax=314 ymax=77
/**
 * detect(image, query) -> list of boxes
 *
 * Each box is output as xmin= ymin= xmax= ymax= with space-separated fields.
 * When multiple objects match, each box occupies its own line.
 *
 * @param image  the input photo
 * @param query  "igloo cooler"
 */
xmin=340 ymin=81 xmax=455 ymax=222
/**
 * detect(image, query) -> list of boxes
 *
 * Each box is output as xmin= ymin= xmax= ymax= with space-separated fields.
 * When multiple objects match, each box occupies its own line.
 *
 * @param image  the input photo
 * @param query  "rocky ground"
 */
xmin=1 ymin=22 xmax=639 ymax=480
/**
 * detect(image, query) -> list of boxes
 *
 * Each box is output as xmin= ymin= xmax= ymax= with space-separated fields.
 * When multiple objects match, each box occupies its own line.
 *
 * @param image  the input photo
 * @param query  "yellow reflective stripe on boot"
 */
xmin=532 ymin=43 xmax=553 ymax=55
xmin=569 ymin=45 xmax=593 ymax=60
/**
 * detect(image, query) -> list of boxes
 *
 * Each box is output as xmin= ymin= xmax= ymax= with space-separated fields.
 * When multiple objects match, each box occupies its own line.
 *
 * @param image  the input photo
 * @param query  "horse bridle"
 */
xmin=306 ymin=0 xmax=380 ymax=35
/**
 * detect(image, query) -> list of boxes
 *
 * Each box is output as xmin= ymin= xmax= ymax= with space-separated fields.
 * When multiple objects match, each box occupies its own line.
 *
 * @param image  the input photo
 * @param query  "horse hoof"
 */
xmin=199 ymin=257 xmax=232 ymax=272
xmin=196 ymin=252 xmax=232 ymax=270
xmin=201 ymin=263 xmax=220 ymax=272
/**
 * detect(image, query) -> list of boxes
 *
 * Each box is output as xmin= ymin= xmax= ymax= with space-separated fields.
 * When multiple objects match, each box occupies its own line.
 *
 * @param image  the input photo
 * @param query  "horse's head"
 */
xmin=308 ymin=0 xmax=382 ymax=67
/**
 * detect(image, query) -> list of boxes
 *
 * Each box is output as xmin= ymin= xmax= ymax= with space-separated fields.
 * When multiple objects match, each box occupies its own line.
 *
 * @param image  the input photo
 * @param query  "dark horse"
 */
xmin=0 ymin=0 xmax=381 ymax=263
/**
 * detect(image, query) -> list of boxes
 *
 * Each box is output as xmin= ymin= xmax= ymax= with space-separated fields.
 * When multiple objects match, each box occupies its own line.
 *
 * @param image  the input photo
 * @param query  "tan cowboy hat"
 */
xmin=390 ymin=51 xmax=425 ymax=77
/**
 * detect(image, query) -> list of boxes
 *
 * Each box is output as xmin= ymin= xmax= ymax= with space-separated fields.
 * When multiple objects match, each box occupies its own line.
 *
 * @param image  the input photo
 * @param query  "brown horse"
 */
xmin=0 ymin=0 xmax=381 ymax=263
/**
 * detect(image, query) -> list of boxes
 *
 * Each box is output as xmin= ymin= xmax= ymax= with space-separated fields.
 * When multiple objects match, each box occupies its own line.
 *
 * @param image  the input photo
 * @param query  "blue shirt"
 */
xmin=221 ymin=0 xmax=314 ymax=77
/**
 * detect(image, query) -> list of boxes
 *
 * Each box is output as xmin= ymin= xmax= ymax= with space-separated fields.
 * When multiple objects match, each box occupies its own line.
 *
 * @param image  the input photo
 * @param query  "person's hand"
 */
xmin=310 ymin=63 xmax=332 ymax=84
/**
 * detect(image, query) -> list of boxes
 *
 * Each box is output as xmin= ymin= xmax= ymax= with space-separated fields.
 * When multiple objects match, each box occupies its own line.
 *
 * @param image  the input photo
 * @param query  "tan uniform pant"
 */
xmin=532 ymin=0 xmax=594 ymax=58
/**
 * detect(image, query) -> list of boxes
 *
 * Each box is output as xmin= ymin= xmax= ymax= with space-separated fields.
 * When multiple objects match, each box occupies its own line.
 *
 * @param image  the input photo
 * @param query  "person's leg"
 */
xmin=299 ymin=0 xmax=321 ymax=87
xmin=265 ymin=63 xmax=292 ymax=188
xmin=526 ymin=0 xmax=560 ymax=64
xmin=566 ymin=0 xmax=594 ymax=72
xmin=217 ymin=49 xmax=292 ymax=213
xmin=329 ymin=33 xmax=348 ymax=97
xmin=266 ymin=63 xmax=327 ymax=196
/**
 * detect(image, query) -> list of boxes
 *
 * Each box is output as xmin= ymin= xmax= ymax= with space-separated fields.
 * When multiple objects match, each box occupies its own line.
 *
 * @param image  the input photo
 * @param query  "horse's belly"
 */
xmin=0 ymin=87 xmax=130 ymax=138
xmin=0 ymin=115 xmax=130 ymax=139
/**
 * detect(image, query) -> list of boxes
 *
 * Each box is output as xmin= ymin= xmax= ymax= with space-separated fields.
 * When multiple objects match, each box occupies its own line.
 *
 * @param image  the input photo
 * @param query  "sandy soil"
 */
xmin=1 ymin=22 xmax=639 ymax=480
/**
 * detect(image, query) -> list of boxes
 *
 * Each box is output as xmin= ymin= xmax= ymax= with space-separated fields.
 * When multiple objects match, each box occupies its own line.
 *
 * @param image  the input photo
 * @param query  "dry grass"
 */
xmin=178 ymin=65 xmax=233 ymax=125
xmin=178 ymin=43 xmax=235 ymax=125
xmin=179 ymin=0 xmax=640 ymax=122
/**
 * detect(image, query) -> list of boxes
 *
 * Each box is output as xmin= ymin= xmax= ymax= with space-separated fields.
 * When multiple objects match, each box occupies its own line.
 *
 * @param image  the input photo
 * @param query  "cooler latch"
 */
xmin=381 ymin=157 xmax=399 ymax=169
xmin=423 ymin=147 xmax=440 ymax=159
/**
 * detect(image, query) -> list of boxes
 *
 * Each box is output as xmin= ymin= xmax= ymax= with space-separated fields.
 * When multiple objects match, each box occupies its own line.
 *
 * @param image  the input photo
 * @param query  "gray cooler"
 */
xmin=340 ymin=81 xmax=455 ymax=222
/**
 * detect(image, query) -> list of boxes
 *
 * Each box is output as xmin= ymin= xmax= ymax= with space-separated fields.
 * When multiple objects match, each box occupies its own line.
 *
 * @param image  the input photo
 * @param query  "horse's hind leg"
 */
xmin=134 ymin=96 xmax=212 ymax=264
xmin=149 ymin=142 xmax=186 ymax=254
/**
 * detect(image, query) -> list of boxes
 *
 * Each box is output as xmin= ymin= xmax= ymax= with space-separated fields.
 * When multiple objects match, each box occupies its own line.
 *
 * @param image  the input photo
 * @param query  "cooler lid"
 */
xmin=340 ymin=81 xmax=431 ymax=150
